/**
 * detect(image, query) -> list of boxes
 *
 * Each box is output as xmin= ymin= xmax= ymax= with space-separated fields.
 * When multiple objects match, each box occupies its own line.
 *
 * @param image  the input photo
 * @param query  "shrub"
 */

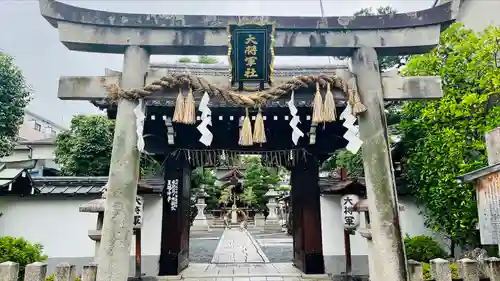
xmin=45 ymin=274 xmax=80 ymax=281
xmin=178 ymin=57 xmax=192 ymax=63
xmin=404 ymin=234 xmax=447 ymax=262
xmin=0 ymin=236 xmax=48 ymax=275
xmin=421 ymin=262 xmax=458 ymax=280
xmin=198 ymin=56 xmax=218 ymax=64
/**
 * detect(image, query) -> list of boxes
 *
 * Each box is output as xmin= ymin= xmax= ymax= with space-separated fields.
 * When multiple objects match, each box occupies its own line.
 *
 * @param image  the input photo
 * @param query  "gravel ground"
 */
xmin=248 ymin=229 xmax=294 ymax=263
xmin=260 ymin=246 xmax=293 ymax=263
xmin=189 ymin=229 xmax=224 ymax=263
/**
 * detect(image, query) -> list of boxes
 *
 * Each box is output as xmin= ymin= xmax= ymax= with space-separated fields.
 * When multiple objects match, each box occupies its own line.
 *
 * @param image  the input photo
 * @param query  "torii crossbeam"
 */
xmin=37 ymin=0 xmax=456 ymax=280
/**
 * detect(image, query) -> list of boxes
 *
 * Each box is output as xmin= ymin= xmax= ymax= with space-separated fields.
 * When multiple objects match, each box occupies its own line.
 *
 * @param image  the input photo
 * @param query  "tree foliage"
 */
xmin=321 ymin=149 xmax=364 ymax=178
xmin=0 ymin=236 xmax=47 ymax=275
xmin=0 ymin=52 xmax=31 ymax=157
xmin=242 ymin=156 xmax=280 ymax=210
xmin=400 ymin=23 xmax=500 ymax=246
xmin=191 ymin=168 xmax=219 ymax=210
xmin=55 ymin=115 xmax=159 ymax=177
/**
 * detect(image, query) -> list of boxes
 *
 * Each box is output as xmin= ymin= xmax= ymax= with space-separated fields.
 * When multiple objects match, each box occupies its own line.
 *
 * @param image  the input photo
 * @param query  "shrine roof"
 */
xmin=31 ymin=176 xmax=163 ymax=196
xmin=217 ymin=168 xmax=245 ymax=181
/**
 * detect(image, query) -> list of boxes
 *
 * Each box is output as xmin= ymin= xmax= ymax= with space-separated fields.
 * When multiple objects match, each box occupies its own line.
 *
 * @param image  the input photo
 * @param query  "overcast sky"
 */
xmin=0 ymin=0 xmax=434 ymax=127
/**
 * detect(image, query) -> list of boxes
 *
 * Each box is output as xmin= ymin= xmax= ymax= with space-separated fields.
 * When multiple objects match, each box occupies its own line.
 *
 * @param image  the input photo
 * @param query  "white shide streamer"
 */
xmin=287 ymin=91 xmax=304 ymax=145
xmin=134 ymin=98 xmax=146 ymax=152
xmin=340 ymin=105 xmax=363 ymax=154
xmin=197 ymin=92 xmax=213 ymax=146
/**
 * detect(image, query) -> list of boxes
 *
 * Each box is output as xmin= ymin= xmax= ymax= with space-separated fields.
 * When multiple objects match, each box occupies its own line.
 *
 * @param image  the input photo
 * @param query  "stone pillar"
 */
xmin=55 ymin=263 xmax=76 ymax=281
xmin=407 ymin=260 xmax=423 ymax=281
xmin=485 ymin=127 xmax=500 ymax=165
xmin=192 ymin=186 xmax=209 ymax=230
xmin=231 ymin=204 xmax=238 ymax=224
xmin=24 ymin=262 xmax=47 ymax=281
xmin=96 ymin=45 xmax=150 ymax=281
xmin=264 ymin=189 xmax=281 ymax=233
xmin=95 ymin=212 xmax=104 ymax=258
xmin=351 ymin=47 xmax=407 ymax=281
xmin=254 ymin=213 xmax=265 ymax=227
xmin=459 ymin=258 xmax=479 ymax=281
xmin=486 ymin=257 xmax=500 ymax=281
xmin=82 ymin=264 xmax=98 ymax=281
xmin=0 ymin=262 xmax=19 ymax=281
xmin=290 ymin=154 xmax=324 ymax=274
xmin=430 ymin=258 xmax=452 ymax=281
xmin=159 ymin=153 xmax=192 ymax=276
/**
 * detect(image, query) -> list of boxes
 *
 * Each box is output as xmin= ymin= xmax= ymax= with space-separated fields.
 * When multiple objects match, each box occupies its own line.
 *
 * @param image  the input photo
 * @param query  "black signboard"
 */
xmin=228 ymin=24 xmax=274 ymax=88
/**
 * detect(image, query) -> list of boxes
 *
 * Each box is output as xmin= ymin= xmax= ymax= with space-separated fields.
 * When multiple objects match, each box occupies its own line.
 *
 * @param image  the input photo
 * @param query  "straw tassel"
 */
xmin=172 ymin=88 xmax=185 ymax=123
xmin=183 ymin=86 xmax=196 ymax=124
xmin=322 ymin=83 xmax=336 ymax=122
xmin=312 ymin=82 xmax=323 ymax=124
xmin=351 ymin=88 xmax=367 ymax=115
xmin=253 ymin=108 xmax=266 ymax=144
xmin=239 ymin=108 xmax=253 ymax=146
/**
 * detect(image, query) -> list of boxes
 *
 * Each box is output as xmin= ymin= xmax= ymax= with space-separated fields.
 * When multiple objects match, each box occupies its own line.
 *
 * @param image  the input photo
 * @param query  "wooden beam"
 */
xmin=58 ymin=74 xmax=442 ymax=102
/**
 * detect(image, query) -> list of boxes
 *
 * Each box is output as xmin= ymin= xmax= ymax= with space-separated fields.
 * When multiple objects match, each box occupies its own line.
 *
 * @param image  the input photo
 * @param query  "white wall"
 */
xmin=319 ymin=194 xmax=447 ymax=257
xmin=0 ymin=193 xmax=445 ymax=260
xmin=0 ymin=195 xmax=163 ymax=258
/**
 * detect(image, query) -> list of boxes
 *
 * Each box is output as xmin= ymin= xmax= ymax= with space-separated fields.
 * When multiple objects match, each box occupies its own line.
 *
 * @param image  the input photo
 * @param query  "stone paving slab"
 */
xmin=178 ymin=263 xmax=331 ymax=280
xmin=212 ymin=229 xmax=267 ymax=263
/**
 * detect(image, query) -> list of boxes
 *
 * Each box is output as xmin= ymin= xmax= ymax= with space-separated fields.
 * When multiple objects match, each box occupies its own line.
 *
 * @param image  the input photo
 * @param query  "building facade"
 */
xmin=0 ymin=192 xmax=440 ymax=276
xmin=18 ymin=110 xmax=66 ymax=141
xmin=440 ymin=0 xmax=500 ymax=32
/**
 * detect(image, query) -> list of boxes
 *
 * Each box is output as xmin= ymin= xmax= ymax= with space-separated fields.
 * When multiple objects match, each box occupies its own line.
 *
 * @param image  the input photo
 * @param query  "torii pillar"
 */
xmin=37 ymin=0 xmax=455 ymax=280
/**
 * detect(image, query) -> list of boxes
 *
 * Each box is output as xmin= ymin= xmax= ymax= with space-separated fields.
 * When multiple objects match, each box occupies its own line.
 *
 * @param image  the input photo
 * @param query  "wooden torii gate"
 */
xmin=37 ymin=0 xmax=456 ymax=280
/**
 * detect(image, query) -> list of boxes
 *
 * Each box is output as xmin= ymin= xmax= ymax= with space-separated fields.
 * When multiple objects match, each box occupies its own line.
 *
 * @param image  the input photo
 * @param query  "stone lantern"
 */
xmin=264 ymin=187 xmax=281 ymax=233
xmin=192 ymin=185 xmax=210 ymax=230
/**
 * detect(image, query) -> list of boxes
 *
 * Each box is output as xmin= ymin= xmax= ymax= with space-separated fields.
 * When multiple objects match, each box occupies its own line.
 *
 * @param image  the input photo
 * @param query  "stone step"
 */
xmin=162 ymin=264 xmax=331 ymax=281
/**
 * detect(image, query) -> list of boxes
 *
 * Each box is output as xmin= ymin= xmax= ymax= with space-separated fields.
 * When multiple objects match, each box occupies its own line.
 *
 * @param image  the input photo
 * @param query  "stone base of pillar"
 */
xmin=264 ymin=219 xmax=282 ymax=233
xmin=254 ymin=213 xmax=266 ymax=227
xmin=192 ymin=218 xmax=210 ymax=231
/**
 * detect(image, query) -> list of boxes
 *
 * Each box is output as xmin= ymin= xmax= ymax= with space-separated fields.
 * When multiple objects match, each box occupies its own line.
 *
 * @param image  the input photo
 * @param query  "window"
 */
xmin=51 ymin=129 xmax=56 ymax=136
xmin=34 ymin=122 xmax=41 ymax=131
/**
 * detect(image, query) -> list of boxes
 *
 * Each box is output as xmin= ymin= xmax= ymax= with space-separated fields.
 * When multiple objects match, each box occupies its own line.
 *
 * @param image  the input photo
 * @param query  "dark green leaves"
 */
xmin=0 ymin=52 xmax=31 ymax=157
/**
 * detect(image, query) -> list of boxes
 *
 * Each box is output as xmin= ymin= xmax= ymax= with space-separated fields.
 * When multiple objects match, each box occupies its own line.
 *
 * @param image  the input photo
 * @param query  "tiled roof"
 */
xmin=31 ymin=176 xmax=164 ymax=195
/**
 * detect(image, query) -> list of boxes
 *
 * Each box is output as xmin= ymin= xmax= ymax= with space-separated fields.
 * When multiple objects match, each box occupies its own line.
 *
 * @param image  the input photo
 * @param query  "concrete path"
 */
xmin=211 ymin=228 xmax=268 ymax=263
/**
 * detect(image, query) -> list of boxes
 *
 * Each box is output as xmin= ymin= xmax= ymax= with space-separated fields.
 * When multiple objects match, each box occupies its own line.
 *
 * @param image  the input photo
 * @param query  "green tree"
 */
xmin=400 ymin=23 xmax=500 ymax=246
xmin=191 ymin=168 xmax=219 ymax=210
xmin=55 ymin=115 xmax=159 ymax=177
xmin=0 ymin=52 xmax=31 ymax=157
xmin=243 ymin=156 xmax=280 ymax=210
xmin=55 ymin=115 xmax=114 ymax=176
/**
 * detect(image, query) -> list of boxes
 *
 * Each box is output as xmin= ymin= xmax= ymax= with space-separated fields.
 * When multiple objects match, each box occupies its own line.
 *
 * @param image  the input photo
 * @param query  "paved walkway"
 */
xmin=211 ymin=228 xmax=268 ymax=263
xmin=175 ymin=228 xmax=331 ymax=280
